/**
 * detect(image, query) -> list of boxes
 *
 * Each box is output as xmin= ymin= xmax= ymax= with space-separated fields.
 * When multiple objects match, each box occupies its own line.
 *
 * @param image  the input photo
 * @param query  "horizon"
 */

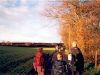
xmin=0 ymin=41 xmax=61 ymax=43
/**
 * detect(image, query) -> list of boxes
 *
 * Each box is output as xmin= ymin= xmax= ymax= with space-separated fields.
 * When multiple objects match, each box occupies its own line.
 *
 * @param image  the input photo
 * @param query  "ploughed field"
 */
xmin=0 ymin=46 xmax=54 ymax=74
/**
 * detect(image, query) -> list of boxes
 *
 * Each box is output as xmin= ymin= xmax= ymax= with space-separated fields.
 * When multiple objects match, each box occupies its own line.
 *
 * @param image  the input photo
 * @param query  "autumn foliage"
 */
xmin=45 ymin=0 xmax=100 ymax=63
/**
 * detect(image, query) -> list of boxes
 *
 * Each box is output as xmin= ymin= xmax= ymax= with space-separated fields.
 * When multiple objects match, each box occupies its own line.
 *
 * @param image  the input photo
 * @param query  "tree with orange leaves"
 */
xmin=44 ymin=0 xmax=100 ymax=65
xmin=45 ymin=0 xmax=100 ymax=52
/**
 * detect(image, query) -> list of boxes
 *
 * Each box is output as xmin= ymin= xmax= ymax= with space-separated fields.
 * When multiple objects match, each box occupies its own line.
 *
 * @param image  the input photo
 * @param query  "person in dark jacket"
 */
xmin=70 ymin=41 xmax=84 ymax=75
xmin=51 ymin=44 xmax=60 ymax=64
xmin=51 ymin=44 xmax=67 ymax=64
xmin=60 ymin=45 xmax=68 ymax=62
xmin=52 ymin=52 xmax=68 ymax=75
xmin=44 ymin=53 xmax=51 ymax=75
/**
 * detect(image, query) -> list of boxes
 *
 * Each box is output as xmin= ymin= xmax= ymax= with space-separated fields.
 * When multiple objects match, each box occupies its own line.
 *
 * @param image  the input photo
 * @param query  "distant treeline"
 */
xmin=0 ymin=42 xmax=63 ymax=47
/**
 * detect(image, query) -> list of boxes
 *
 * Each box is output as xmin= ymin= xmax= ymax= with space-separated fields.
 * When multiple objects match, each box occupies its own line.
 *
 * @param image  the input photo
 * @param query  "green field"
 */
xmin=0 ymin=46 xmax=100 ymax=75
xmin=0 ymin=46 xmax=54 ymax=74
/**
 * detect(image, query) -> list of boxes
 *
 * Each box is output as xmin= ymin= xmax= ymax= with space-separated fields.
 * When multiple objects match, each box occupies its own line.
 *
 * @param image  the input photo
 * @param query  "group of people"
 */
xmin=33 ymin=41 xmax=84 ymax=75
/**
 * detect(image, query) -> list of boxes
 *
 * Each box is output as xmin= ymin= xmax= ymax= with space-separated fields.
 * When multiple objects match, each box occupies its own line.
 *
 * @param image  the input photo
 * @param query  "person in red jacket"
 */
xmin=33 ymin=48 xmax=44 ymax=75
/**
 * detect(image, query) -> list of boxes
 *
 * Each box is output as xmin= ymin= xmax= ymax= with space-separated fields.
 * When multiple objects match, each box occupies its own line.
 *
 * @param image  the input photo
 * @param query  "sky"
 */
xmin=0 ymin=0 xmax=61 ymax=43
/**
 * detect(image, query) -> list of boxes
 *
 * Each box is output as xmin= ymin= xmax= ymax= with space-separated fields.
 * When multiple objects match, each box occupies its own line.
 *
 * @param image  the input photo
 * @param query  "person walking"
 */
xmin=33 ymin=48 xmax=45 ymax=75
xmin=44 ymin=53 xmax=51 ymax=75
xmin=70 ymin=41 xmax=84 ymax=75
xmin=52 ymin=52 xmax=68 ymax=75
xmin=51 ymin=44 xmax=60 ymax=64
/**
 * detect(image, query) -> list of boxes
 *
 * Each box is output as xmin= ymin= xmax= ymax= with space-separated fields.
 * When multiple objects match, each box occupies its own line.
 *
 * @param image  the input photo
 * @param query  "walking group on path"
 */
xmin=33 ymin=41 xmax=84 ymax=75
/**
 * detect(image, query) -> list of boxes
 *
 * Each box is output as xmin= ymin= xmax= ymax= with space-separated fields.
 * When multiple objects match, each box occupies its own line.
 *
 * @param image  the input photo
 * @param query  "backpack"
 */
xmin=34 ymin=51 xmax=44 ymax=67
xmin=53 ymin=60 xmax=68 ymax=75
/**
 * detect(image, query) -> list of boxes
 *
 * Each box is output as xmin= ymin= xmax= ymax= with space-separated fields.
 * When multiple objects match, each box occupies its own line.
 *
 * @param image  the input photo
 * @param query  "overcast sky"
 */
xmin=0 ymin=0 xmax=61 ymax=43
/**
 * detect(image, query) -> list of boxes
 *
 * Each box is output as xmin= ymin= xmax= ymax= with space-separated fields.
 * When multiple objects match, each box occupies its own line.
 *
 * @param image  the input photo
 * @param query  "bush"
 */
xmin=83 ymin=61 xmax=100 ymax=75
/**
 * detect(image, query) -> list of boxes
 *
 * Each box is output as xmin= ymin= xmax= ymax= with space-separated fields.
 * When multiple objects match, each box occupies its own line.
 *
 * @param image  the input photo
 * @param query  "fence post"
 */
xmin=95 ymin=50 xmax=97 ymax=69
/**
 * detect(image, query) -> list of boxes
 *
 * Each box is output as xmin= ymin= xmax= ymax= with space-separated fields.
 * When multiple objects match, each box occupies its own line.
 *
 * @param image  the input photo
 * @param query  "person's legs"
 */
xmin=37 ymin=66 xmax=44 ymax=75
xmin=78 ymin=71 xmax=83 ymax=75
xmin=41 ymin=68 xmax=45 ymax=75
xmin=76 ymin=71 xmax=80 ymax=75
xmin=37 ymin=66 xmax=40 ymax=75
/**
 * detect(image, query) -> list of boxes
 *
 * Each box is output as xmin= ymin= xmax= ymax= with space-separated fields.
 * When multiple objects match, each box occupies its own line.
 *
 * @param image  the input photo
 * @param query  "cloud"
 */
xmin=0 ymin=0 xmax=61 ymax=43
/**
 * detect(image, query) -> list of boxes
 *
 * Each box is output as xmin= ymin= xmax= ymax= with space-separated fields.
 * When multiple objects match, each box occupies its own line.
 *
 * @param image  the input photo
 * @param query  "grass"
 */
xmin=0 ymin=46 xmax=38 ymax=74
xmin=0 ymin=46 xmax=54 ymax=74
xmin=43 ymin=48 xmax=55 ymax=51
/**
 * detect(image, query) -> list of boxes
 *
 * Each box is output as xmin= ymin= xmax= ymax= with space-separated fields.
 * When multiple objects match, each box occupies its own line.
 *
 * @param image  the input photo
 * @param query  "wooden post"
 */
xmin=95 ymin=50 xmax=97 ymax=69
xmin=69 ymin=24 xmax=71 ymax=50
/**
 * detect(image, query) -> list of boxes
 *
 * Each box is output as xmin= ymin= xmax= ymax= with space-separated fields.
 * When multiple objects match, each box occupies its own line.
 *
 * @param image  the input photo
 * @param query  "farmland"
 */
xmin=0 ymin=46 xmax=54 ymax=74
xmin=0 ymin=46 xmax=100 ymax=75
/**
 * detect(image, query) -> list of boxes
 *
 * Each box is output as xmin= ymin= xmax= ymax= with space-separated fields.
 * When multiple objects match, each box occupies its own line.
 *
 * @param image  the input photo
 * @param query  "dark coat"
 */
xmin=52 ymin=60 xmax=68 ymax=75
xmin=51 ymin=50 xmax=67 ymax=65
xmin=70 ymin=47 xmax=84 ymax=74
